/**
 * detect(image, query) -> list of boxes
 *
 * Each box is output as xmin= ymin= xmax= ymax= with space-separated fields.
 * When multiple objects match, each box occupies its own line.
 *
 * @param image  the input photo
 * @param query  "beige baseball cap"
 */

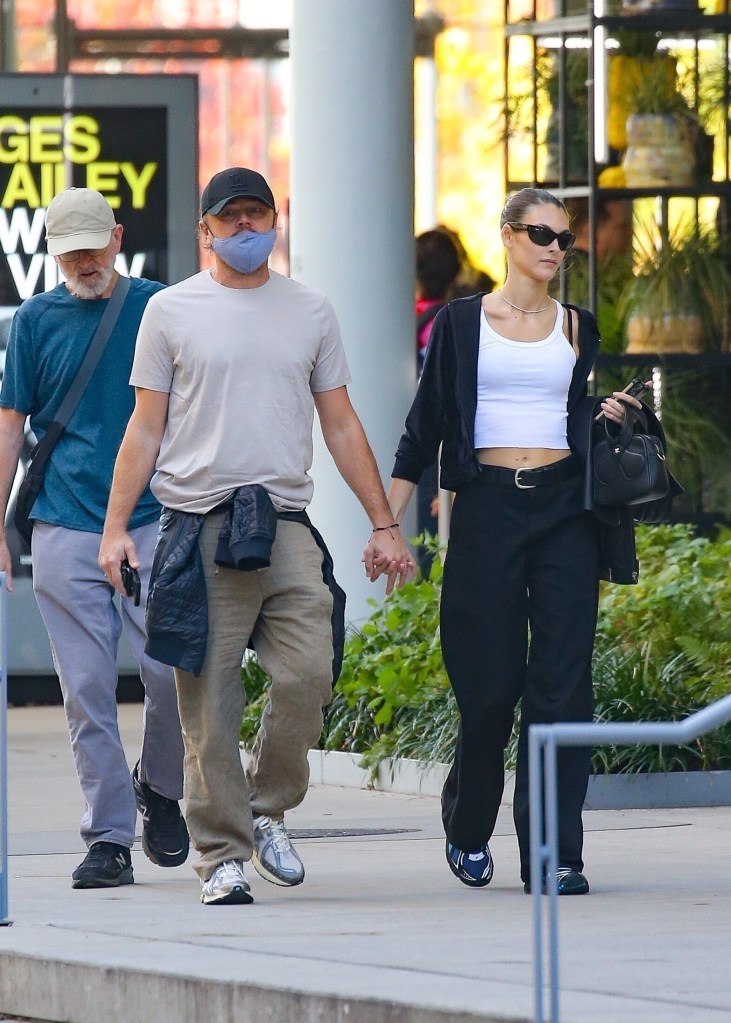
xmin=45 ymin=188 xmax=116 ymax=256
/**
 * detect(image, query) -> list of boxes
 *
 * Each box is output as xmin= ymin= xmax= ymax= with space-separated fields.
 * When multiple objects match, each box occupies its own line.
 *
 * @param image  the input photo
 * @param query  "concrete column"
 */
xmin=290 ymin=0 xmax=416 ymax=626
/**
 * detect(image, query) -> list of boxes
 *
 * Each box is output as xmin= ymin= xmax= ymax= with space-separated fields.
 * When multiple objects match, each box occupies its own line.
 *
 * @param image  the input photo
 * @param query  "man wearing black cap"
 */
xmin=99 ymin=167 xmax=414 ymax=906
xmin=0 ymin=187 xmax=188 ymax=889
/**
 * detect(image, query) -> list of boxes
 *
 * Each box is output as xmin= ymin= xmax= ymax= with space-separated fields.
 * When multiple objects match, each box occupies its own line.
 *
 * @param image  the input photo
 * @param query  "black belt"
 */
xmin=478 ymin=455 xmax=579 ymax=489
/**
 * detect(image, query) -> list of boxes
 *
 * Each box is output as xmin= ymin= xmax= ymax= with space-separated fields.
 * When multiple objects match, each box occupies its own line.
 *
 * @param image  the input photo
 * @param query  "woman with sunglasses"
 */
xmin=383 ymin=187 xmax=643 ymax=895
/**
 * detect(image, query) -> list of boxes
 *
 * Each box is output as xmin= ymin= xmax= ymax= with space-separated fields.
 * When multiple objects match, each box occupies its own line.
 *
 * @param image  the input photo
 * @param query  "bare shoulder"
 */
xmin=481 ymin=292 xmax=501 ymax=314
xmin=481 ymin=292 xmax=511 ymax=330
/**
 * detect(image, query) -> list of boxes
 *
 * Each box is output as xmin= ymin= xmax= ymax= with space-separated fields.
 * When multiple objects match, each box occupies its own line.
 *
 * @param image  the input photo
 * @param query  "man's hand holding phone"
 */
xmin=120 ymin=558 xmax=141 ymax=606
xmin=595 ymin=377 xmax=651 ymax=424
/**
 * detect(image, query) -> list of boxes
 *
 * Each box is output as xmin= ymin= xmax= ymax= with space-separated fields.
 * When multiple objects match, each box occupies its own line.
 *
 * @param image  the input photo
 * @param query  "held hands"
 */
xmin=362 ymin=524 xmax=416 ymax=595
xmin=98 ymin=531 xmax=140 ymax=596
xmin=598 ymin=380 xmax=651 ymax=425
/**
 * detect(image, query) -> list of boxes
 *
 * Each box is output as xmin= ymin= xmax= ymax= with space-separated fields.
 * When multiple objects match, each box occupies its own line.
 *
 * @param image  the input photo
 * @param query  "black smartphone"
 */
xmin=120 ymin=559 xmax=141 ymax=607
xmin=622 ymin=377 xmax=651 ymax=401
xmin=595 ymin=377 xmax=650 ymax=421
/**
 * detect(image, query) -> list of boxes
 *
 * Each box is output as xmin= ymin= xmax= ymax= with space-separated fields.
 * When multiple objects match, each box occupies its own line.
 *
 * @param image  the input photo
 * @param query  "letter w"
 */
xmin=0 ymin=208 xmax=46 ymax=253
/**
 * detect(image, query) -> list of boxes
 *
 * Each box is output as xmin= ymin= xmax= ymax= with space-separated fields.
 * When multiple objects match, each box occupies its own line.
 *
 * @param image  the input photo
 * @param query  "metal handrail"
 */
xmin=529 ymin=691 xmax=731 ymax=1023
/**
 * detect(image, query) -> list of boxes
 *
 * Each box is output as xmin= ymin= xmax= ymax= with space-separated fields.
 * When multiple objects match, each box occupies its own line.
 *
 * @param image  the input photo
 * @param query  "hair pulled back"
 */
xmin=500 ymin=188 xmax=568 ymax=228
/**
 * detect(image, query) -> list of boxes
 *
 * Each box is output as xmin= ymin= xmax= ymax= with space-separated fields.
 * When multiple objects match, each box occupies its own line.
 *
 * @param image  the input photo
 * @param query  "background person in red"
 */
xmin=414 ymin=229 xmax=461 ymax=575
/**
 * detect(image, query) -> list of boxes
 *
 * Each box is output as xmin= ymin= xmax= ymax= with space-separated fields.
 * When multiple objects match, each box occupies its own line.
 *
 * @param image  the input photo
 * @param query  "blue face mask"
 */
xmin=211 ymin=228 xmax=277 ymax=275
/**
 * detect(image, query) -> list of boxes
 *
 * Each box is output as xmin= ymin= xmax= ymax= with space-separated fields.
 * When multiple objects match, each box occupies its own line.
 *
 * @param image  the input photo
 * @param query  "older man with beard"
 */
xmin=0 ymin=188 xmax=187 ymax=889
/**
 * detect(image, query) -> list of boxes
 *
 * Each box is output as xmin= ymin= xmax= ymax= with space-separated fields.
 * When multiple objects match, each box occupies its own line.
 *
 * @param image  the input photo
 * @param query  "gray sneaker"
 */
xmin=252 ymin=815 xmax=305 ymax=887
xmin=200 ymin=859 xmax=253 ymax=905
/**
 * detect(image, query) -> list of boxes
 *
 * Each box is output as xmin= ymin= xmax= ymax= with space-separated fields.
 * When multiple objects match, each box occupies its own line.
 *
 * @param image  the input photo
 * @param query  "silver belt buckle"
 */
xmin=514 ymin=467 xmax=537 ymax=490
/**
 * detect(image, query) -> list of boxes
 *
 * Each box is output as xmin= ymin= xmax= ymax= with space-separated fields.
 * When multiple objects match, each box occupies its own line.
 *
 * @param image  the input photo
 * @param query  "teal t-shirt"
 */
xmin=0 ymin=277 xmax=164 ymax=533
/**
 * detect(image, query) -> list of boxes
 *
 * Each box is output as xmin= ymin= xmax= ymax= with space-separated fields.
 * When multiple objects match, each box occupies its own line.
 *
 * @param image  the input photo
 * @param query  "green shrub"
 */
xmin=592 ymin=647 xmax=731 ymax=773
xmin=591 ymin=523 xmax=731 ymax=772
xmin=324 ymin=544 xmax=448 ymax=765
xmin=241 ymin=525 xmax=731 ymax=774
xmin=596 ymin=524 xmax=731 ymax=692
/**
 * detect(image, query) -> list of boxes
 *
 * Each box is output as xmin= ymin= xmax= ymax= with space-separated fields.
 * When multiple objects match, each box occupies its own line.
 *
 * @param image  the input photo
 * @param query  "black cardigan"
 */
xmin=391 ymin=293 xmax=640 ymax=584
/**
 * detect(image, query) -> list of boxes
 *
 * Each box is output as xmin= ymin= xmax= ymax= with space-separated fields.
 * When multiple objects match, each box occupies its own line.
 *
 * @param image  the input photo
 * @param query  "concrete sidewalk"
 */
xmin=0 ymin=704 xmax=729 ymax=1023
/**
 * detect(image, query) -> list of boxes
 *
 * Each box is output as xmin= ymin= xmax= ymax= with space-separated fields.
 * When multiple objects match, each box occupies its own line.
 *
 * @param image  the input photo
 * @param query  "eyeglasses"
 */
xmin=506 ymin=223 xmax=576 ymax=251
xmin=56 ymin=246 xmax=110 ymax=263
xmin=215 ymin=203 xmax=271 ymax=222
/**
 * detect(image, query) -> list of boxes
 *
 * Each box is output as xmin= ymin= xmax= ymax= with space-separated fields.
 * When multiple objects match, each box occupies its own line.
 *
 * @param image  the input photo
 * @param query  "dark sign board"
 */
xmin=0 ymin=73 xmax=198 ymax=302
xmin=0 ymin=105 xmax=169 ymax=301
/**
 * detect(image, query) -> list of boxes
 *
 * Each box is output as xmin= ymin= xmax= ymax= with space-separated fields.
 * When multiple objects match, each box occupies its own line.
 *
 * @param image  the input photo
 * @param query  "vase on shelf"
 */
xmin=622 ymin=114 xmax=696 ymax=187
xmin=625 ymin=313 xmax=704 ymax=354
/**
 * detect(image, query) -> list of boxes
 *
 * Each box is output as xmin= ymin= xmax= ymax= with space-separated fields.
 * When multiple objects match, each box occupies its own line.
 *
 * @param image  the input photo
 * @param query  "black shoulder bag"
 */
xmin=593 ymin=406 xmax=671 ymax=508
xmin=564 ymin=304 xmax=678 ymax=515
xmin=14 ymin=276 xmax=131 ymax=543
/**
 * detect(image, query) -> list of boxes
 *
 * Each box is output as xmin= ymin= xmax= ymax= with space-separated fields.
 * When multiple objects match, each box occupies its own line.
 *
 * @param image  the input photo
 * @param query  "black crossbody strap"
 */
xmin=562 ymin=302 xmax=574 ymax=348
xmin=12 ymin=276 xmax=132 ymax=544
xmin=54 ymin=275 xmax=131 ymax=427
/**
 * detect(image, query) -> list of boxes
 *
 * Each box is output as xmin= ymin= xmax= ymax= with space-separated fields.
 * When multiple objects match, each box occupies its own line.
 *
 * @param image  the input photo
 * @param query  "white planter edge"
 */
xmin=241 ymin=747 xmax=731 ymax=808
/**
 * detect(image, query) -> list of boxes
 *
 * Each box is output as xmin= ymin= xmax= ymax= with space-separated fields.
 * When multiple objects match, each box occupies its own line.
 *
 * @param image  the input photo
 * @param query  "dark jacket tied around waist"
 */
xmin=145 ymin=484 xmax=345 ymax=678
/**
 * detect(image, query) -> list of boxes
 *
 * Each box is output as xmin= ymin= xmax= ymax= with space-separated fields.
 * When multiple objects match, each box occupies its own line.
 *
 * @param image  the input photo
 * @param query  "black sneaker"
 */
xmin=132 ymin=761 xmax=189 ymax=867
xmin=72 ymin=842 xmax=133 ymax=889
xmin=446 ymin=839 xmax=494 ymax=888
xmin=524 ymin=867 xmax=590 ymax=896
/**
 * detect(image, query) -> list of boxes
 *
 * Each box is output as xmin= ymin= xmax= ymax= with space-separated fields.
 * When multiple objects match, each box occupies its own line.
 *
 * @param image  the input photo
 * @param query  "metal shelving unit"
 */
xmin=504 ymin=1 xmax=731 ymax=525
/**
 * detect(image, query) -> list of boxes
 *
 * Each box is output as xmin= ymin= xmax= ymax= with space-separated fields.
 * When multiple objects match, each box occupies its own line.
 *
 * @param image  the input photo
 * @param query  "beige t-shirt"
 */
xmin=130 ymin=269 xmax=351 ymax=513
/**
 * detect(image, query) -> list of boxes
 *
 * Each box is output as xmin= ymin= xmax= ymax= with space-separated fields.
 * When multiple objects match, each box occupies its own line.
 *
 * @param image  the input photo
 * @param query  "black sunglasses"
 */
xmin=507 ymin=222 xmax=576 ymax=251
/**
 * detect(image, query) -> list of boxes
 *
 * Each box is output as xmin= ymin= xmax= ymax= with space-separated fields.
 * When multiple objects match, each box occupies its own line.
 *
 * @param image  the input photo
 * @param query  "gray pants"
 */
xmin=175 ymin=515 xmax=335 ymax=880
xmin=32 ymin=521 xmax=184 ymax=849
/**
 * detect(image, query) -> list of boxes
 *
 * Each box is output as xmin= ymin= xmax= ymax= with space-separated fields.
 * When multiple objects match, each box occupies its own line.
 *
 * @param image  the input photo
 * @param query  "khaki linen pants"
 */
xmin=175 ymin=513 xmax=336 ymax=880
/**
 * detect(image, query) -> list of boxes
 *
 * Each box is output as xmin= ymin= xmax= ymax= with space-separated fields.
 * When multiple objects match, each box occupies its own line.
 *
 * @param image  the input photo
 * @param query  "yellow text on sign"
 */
xmin=1 ymin=162 xmax=158 ymax=209
xmin=0 ymin=114 xmax=101 ymax=163
xmin=0 ymin=115 xmax=159 ymax=208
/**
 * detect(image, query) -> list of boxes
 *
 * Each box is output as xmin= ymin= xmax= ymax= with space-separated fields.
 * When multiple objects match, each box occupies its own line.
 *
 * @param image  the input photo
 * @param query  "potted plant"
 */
xmin=619 ymin=220 xmax=730 ymax=353
xmin=621 ymin=55 xmax=699 ymax=186
xmin=606 ymin=25 xmax=662 ymax=153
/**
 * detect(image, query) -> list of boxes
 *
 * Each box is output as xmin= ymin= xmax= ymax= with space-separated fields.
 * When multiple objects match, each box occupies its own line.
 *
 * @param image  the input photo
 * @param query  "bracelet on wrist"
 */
xmin=371 ymin=523 xmax=400 ymax=533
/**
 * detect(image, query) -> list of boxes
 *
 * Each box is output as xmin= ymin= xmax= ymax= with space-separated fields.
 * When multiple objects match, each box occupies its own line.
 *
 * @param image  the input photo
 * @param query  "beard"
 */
xmin=65 ymin=265 xmax=115 ymax=299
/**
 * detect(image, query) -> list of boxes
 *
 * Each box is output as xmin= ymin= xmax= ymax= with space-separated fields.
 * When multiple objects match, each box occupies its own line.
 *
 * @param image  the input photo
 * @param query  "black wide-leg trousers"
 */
xmin=440 ymin=462 xmax=599 ymax=881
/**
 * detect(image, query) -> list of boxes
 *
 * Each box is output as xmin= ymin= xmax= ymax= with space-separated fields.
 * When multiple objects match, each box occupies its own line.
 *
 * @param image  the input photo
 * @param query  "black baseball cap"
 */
xmin=200 ymin=167 xmax=276 ymax=216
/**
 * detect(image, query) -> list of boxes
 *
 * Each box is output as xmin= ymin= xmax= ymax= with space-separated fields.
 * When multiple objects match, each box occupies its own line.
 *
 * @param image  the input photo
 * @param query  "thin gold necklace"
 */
xmin=498 ymin=290 xmax=551 ymax=315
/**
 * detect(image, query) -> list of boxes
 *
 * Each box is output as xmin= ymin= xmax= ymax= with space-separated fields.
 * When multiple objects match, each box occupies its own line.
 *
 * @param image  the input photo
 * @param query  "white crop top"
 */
xmin=474 ymin=300 xmax=576 ymax=450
